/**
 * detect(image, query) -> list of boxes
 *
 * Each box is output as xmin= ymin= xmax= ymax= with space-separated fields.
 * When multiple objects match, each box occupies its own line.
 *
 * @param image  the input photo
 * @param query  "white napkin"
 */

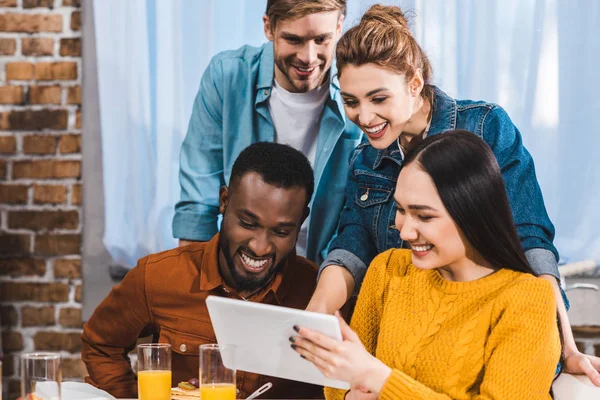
xmin=61 ymin=382 xmax=116 ymax=400
xmin=553 ymin=373 xmax=600 ymax=400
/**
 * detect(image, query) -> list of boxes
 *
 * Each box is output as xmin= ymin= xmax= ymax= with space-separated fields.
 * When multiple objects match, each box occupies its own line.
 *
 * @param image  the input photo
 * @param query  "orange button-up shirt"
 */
xmin=81 ymin=234 xmax=322 ymax=399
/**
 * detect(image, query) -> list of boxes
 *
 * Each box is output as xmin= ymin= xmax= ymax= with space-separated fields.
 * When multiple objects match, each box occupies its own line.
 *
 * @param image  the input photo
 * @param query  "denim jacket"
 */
xmin=172 ymin=43 xmax=362 ymax=264
xmin=323 ymin=86 xmax=560 ymax=290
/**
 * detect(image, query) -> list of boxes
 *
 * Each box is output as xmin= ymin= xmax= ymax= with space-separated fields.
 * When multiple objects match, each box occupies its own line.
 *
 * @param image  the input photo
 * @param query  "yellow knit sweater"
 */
xmin=326 ymin=249 xmax=561 ymax=400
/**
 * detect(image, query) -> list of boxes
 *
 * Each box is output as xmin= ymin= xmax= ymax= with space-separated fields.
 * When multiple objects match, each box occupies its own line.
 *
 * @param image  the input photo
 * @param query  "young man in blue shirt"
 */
xmin=173 ymin=0 xmax=362 ymax=264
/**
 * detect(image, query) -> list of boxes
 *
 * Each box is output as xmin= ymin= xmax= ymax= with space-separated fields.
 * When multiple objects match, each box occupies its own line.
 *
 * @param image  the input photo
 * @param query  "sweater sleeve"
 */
xmin=378 ymin=276 xmax=560 ymax=400
xmin=325 ymin=249 xmax=403 ymax=400
xmin=81 ymin=257 xmax=154 ymax=399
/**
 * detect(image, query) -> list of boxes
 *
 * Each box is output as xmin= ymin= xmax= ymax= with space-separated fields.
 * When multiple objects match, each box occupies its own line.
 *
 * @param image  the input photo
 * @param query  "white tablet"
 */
xmin=206 ymin=296 xmax=351 ymax=390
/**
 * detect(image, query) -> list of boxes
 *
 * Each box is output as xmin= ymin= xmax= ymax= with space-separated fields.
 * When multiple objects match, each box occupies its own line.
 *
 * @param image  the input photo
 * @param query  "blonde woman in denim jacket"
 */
xmin=307 ymin=4 xmax=600 ymax=385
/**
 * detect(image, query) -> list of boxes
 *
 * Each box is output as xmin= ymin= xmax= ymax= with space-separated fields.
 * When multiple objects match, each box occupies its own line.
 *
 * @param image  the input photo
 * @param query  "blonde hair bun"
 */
xmin=336 ymin=3 xmax=433 ymax=103
xmin=361 ymin=4 xmax=410 ymax=31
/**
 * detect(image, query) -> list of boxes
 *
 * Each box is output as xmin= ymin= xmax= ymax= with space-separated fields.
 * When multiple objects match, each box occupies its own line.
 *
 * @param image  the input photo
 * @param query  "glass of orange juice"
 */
xmin=137 ymin=343 xmax=172 ymax=400
xmin=199 ymin=344 xmax=236 ymax=400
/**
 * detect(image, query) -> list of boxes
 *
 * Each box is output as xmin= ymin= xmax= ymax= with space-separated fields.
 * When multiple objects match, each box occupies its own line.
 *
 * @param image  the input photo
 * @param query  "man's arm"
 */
xmin=172 ymin=58 xmax=225 ymax=242
xmin=81 ymin=258 xmax=153 ymax=398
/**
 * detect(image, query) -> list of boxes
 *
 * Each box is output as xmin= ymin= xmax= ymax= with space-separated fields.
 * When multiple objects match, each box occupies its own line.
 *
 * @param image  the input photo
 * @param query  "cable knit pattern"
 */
xmin=324 ymin=249 xmax=561 ymax=400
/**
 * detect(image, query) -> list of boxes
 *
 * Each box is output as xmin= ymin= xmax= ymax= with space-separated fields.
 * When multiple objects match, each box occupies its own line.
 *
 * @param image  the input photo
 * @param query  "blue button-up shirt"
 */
xmin=173 ymin=42 xmax=362 ymax=264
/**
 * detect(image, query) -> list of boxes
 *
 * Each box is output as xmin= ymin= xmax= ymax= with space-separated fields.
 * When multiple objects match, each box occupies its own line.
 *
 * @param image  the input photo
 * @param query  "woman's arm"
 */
xmin=295 ymin=274 xmax=561 ymax=400
xmin=307 ymin=264 xmax=355 ymax=314
xmin=482 ymin=106 xmax=559 ymax=277
xmin=302 ymin=251 xmax=401 ymax=399
xmin=540 ymin=275 xmax=600 ymax=385
xmin=483 ymin=107 xmax=600 ymax=384
xmin=307 ymin=151 xmax=380 ymax=314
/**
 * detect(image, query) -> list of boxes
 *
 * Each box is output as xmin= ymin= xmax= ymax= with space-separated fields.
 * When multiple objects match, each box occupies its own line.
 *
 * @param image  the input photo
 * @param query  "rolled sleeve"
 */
xmin=525 ymin=248 xmax=560 ymax=279
xmin=173 ymin=58 xmax=225 ymax=240
xmin=172 ymin=207 xmax=219 ymax=242
xmin=319 ymin=249 xmax=367 ymax=295
xmin=525 ymin=248 xmax=569 ymax=309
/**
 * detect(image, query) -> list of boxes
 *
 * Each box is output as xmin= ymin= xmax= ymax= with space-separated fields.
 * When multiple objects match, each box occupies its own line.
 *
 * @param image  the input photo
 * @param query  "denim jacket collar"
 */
xmin=372 ymin=86 xmax=458 ymax=170
xmin=428 ymin=85 xmax=457 ymax=134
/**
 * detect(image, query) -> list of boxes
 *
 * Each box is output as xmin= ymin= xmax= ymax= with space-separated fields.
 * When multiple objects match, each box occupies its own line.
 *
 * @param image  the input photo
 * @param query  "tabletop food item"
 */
xmin=177 ymin=382 xmax=196 ymax=391
xmin=186 ymin=378 xmax=199 ymax=388
xmin=170 ymin=386 xmax=199 ymax=400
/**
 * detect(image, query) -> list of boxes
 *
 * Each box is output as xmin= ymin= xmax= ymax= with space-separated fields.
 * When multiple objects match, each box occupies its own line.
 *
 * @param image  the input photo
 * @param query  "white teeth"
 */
xmin=412 ymin=244 xmax=433 ymax=252
xmin=296 ymin=66 xmax=315 ymax=72
xmin=364 ymin=122 xmax=387 ymax=134
xmin=241 ymin=253 xmax=268 ymax=269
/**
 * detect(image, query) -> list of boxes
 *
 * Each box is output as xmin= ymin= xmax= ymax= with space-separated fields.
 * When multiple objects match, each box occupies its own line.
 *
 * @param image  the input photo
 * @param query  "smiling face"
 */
xmin=264 ymin=11 xmax=343 ymax=93
xmin=218 ymin=172 xmax=309 ymax=296
xmin=339 ymin=63 xmax=425 ymax=150
xmin=394 ymin=163 xmax=473 ymax=274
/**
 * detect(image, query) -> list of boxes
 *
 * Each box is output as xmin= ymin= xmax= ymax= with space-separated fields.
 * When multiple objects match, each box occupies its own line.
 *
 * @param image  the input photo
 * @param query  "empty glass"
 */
xmin=1 ymin=318 xmax=3 ymax=400
xmin=21 ymin=352 xmax=62 ymax=400
xmin=199 ymin=344 xmax=236 ymax=400
xmin=137 ymin=343 xmax=172 ymax=400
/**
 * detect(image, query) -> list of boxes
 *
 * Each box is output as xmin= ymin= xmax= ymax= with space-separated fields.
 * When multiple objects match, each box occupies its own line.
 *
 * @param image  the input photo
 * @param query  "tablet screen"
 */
xmin=206 ymin=296 xmax=351 ymax=390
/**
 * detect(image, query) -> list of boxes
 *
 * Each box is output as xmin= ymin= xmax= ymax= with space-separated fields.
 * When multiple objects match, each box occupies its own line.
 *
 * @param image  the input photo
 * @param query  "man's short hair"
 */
xmin=229 ymin=142 xmax=315 ymax=206
xmin=265 ymin=0 xmax=347 ymax=31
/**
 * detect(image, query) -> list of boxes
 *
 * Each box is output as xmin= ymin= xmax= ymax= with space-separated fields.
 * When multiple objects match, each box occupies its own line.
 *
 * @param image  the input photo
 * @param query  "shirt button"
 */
xmin=179 ymin=343 xmax=187 ymax=352
xmin=360 ymin=188 xmax=370 ymax=202
xmin=264 ymin=90 xmax=269 ymax=95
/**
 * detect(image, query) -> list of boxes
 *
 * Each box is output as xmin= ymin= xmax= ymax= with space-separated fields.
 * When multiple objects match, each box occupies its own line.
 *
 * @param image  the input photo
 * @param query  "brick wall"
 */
xmin=0 ymin=0 xmax=83 ymax=398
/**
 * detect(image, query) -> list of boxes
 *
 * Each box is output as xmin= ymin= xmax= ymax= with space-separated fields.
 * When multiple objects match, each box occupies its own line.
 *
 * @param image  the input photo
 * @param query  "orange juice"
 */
xmin=138 ymin=370 xmax=172 ymax=400
xmin=200 ymin=383 xmax=236 ymax=400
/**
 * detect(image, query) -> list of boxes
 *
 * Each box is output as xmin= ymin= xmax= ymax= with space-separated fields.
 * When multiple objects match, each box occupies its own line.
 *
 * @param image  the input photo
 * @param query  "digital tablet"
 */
xmin=206 ymin=296 xmax=351 ymax=390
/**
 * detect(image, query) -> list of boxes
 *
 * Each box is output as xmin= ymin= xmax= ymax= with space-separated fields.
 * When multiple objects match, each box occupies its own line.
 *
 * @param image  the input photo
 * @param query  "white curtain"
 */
xmin=405 ymin=0 xmax=600 ymax=263
xmin=95 ymin=0 xmax=599 ymax=267
xmin=93 ymin=0 xmax=267 ymax=268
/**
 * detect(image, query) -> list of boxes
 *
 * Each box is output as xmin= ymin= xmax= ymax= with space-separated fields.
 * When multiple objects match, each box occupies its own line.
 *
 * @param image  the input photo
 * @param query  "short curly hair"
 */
xmin=229 ymin=142 xmax=314 ymax=206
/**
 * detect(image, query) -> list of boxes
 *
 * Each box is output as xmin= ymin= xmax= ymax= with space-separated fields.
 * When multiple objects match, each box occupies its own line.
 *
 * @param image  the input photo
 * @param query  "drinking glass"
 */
xmin=199 ymin=344 xmax=236 ymax=400
xmin=137 ymin=343 xmax=172 ymax=400
xmin=20 ymin=352 xmax=62 ymax=400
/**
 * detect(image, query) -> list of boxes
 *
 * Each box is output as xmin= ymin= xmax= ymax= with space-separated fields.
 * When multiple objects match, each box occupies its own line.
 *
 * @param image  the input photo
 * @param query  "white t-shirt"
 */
xmin=268 ymin=79 xmax=330 ymax=257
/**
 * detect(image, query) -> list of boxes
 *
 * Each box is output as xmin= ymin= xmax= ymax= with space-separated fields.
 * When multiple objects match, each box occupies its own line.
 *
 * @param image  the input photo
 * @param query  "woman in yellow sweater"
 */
xmin=291 ymin=130 xmax=562 ymax=399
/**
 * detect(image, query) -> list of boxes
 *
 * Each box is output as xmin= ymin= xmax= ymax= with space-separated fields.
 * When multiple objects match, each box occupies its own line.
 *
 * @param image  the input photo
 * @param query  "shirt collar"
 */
xmin=198 ymin=233 xmax=290 ymax=304
xmin=255 ymin=41 xmax=344 ymax=114
xmin=256 ymin=42 xmax=275 ymax=91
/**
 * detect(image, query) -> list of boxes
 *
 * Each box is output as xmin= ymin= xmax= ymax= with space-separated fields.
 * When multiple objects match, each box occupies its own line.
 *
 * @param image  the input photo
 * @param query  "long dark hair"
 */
xmin=403 ymin=129 xmax=533 ymax=275
xmin=403 ymin=129 xmax=564 ymax=386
